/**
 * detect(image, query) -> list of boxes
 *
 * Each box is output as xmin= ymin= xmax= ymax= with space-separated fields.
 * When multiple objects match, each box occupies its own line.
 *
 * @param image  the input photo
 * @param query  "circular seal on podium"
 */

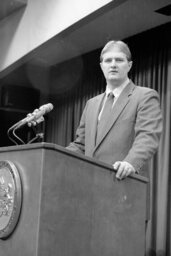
xmin=0 ymin=160 xmax=22 ymax=239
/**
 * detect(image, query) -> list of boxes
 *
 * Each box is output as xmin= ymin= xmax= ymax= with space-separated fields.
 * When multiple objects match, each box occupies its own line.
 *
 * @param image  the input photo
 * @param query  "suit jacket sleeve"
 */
xmin=124 ymin=89 xmax=163 ymax=172
xmin=66 ymin=102 xmax=88 ymax=154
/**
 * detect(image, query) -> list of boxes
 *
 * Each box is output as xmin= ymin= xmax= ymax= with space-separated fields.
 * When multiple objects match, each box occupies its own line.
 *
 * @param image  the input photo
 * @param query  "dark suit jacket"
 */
xmin=67 ymin=81 xmax=163 ymax=177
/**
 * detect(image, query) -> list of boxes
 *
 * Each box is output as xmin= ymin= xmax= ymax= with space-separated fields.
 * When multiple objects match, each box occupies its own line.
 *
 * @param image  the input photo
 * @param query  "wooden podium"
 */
xmin=0 ymin=143 xmax=148 ymax=256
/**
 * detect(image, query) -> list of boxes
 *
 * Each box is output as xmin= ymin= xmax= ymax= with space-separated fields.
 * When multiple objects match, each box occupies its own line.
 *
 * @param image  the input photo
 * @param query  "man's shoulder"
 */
xmin=134 ymin=84 xmax=158 ymax=95
xmin=87 ymin=92 xmax=104 ymax=102
xmin=135 ymin=85 xmax=153 ymax=91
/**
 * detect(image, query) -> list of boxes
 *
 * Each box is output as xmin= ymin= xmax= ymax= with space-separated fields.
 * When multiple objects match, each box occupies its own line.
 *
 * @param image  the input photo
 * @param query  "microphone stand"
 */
xmin=7 ymin=119 xmax=44 ymax=145
xmin=27 ymin=124 xmax=44 ymax=144
xmin=7 ymin=123 xmax=25 ymax=145
xmin=13 ymin=126 xmax=25 ymax=145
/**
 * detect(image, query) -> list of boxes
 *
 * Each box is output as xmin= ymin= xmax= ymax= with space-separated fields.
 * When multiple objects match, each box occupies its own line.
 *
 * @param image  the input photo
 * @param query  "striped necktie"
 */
xmin=96 ymin=92 xmax=114 ymax=144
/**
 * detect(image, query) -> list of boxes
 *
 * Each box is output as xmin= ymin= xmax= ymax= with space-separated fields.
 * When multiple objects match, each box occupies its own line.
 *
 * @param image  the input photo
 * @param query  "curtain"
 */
xmin=46 ymin=22 xmax=171 ymax=256
xmin=128 ymin=25 xmax=171 ymax=256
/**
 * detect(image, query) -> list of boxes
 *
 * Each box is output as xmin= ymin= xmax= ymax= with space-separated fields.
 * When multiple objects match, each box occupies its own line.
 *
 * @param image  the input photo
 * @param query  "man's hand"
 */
xmin=113 ymin=161 xmax=136 ymax=180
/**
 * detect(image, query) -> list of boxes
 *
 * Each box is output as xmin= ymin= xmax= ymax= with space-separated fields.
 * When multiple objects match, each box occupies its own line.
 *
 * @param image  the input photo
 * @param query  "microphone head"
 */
xmin=39 ymin=103 xmax=54 ymax=114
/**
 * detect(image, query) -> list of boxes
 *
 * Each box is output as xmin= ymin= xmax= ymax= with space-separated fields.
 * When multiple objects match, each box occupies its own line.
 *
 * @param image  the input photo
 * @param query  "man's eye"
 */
xmin=103 ymin=58 xmax=124 ymax=63
xmin=104 ymin=58 xmax=112 ymax=63
xmin=116 ymin=59 xmax=123 ymax=62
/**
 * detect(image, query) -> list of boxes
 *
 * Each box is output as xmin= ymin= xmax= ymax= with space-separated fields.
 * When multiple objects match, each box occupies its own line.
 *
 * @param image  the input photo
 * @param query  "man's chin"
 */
xmin=108 ymin=76 xmax=118 ymax=81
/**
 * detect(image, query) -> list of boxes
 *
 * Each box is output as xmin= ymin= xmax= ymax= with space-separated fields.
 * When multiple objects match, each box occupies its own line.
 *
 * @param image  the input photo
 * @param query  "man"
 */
xmin=67 ymin=40 xmax=163 ymax=180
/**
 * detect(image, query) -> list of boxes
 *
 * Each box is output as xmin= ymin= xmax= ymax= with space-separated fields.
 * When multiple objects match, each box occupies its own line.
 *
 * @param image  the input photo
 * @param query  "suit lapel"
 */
xmin=94 ymin=81 xmax=135 ymax=151
xmin=90 ymin=93 xmax=105 ymax=148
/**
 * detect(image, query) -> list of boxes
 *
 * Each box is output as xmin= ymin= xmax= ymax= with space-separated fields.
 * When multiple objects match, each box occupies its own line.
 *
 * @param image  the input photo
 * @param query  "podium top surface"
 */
xmin=0 ymin=142 xmax=148 ymax=184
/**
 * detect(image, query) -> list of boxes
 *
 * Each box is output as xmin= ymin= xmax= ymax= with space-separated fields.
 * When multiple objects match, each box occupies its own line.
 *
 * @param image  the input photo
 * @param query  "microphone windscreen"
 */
xmin=39 ymin=103 xmax=54 ymax=114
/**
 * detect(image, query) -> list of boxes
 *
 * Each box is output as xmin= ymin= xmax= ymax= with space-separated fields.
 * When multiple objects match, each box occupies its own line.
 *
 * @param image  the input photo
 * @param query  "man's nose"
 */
xmin=110 ymin=59 xmax=116 ymax=66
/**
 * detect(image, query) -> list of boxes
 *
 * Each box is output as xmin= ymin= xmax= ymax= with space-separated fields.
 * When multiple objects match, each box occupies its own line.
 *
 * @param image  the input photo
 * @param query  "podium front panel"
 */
xmin=0 ymin=143 xmax=148 ymax=256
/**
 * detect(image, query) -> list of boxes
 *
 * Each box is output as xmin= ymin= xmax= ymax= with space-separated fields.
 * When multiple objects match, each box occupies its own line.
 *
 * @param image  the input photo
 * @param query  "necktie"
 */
xmin=96 ymin=92 xmax=114 ymax=144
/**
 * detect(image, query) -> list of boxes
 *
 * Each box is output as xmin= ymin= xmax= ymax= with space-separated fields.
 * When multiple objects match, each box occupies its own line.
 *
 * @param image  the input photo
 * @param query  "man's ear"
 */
xmin=128 ymin=61 xmax=133 ymax=71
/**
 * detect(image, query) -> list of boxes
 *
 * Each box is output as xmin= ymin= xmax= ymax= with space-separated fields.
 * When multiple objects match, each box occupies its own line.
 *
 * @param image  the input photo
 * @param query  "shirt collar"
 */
xmin=106 ymin=78 xmax=130 ymax=98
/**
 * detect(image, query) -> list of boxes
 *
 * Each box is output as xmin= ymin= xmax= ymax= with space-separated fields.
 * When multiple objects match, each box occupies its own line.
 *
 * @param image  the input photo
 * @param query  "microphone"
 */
xmin=13 ymin=103 xmax=54 ymax=130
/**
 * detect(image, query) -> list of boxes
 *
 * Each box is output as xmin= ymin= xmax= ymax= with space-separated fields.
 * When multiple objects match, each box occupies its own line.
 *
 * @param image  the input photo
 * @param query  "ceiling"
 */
xmin=0 ymin=0 xmax=171 ymax=95
xmin=0 ymin=0 xmax=171 ymax=71
xmin=0 ymin=0 xmax=27 ymax=21
xmin=32 ymin=0 xmax=171 ymax=67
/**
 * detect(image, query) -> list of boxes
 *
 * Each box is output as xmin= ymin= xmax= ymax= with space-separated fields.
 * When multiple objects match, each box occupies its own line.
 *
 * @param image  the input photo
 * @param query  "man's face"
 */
xmin=100 ymin=47 xmax=132 ymax=85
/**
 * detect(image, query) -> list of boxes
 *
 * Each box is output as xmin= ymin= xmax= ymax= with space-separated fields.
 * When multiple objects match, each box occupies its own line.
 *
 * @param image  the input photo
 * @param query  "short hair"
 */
xmin=100 ymin=40 xmax=132 ymax=62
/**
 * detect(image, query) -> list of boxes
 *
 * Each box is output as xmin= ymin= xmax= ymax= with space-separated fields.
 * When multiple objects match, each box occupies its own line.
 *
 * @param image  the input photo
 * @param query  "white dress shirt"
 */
xmin=98 ymin=78 xmax=130 ymax=121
